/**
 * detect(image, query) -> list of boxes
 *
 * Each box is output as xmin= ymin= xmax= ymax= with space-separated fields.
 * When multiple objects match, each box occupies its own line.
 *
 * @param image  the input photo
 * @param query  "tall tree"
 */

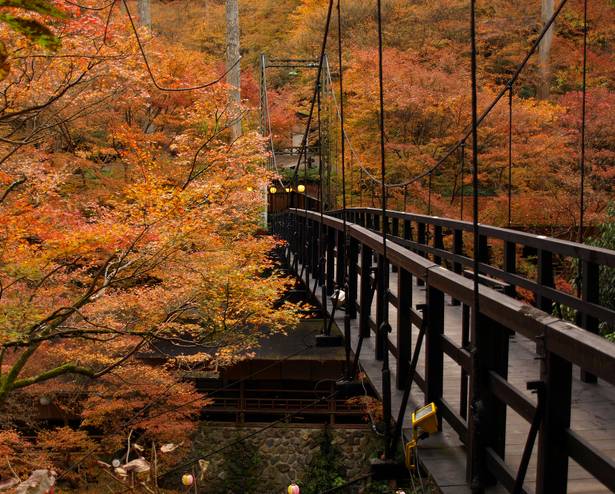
xmin=138 ymin=0 xmax=152 ymax=29
xmin=226 ymin=0 xmax=242 ymax=139
xmin=538 ymin=0 xmax=554 ymax=99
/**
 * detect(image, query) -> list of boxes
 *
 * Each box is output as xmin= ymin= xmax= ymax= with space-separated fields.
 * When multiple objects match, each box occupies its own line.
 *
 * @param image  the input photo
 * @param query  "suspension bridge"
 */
xmin=260 ymin=0 xmax=615 ymax=493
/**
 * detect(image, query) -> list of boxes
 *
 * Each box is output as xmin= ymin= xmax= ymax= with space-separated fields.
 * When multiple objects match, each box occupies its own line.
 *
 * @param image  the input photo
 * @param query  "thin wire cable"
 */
xmin=460 ymin=141 xmax=466 ymax=220
xmin=578 ymin=0 xmax=588 ymax=244
xmin=468 ymin=0 xmax=482 ymax=487
xmin=347 ymin=0 xmax=571 ymax=192
xmin=121 ymin=0 xmax=241 ymax=92
xmin=337 ymin=9 xmax=348 ymax=222
xmin=508 ymin=84 xmax=513 ymax=227
xmin=289 ymin=0 xmax=336 ymax=187
xmin=336 ymin=0 xmax=353 ymax=378
xmin=261 ymin=56 xmax=286 ymax=188
xmin=375 ymin=0 xmax=392 ymax=460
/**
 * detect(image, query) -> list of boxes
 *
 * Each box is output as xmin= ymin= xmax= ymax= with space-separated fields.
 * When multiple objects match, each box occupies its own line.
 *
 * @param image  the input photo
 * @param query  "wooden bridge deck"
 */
xmin=291 ymin=251 xmax=615 ymax=494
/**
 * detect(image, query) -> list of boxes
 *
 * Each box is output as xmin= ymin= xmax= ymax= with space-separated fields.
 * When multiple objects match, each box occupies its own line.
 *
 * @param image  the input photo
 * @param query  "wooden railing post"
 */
xmin=417 ymin=223 xmax=426 ymax=286
xmin=336 ymin=230 xmax=345 ymax=286
xmin=359 ymin=245 xmax=373 ymax=338
xmin=467 ymin=314 xmax=509 ymax=486
xmin=460 ymin=303 xmax=470 ymax=420
xmin=311 ymin=220 xmax=320 ymax=280
xmin=375 ymin=254 xmax=388 ymax=360
xmin=504 ymin=241 xmax=517 ymax=298
xmin=537 ymin=249 xmax=554 ymax=313
xmin=391 ymin=218 xmax=400 ymax=273
xmin=392 ymin=217 xmax=399 ymax=237
xmin=403 ymin=219 xmax=412 ymax=242
xmin=348 ymin=237 xmax=359 ymax=319
xmin=580 ymin=260 xmax=600 ymax=383
xmin=425 ymin=283 xmax=444 ymax=427
xmin=434 ymin=225 xmax=444 ymax=266
xmin=536 ymin=350 xmax=572 ymax=494
xmin=326 ymin=226 xmax=335 ymax=295
xmin=396 ymin=268 xmax=412 ymax=389
xmin=452 ymin=229 xmax=463 ymax=306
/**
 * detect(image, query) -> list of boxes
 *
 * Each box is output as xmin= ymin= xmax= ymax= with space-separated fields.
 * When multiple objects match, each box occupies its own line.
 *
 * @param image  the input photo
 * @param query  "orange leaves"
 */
xmin=0 ymin=2 xmax=302 ymax=477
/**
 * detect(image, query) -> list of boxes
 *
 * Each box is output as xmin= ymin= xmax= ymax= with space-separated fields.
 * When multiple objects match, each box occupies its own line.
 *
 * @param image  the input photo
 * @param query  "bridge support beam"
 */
xmin=467 ymin=314 xmax=510 ymax=489
xmin=396 ymin=268 xmax=413 ymax=389
xmin=359 ymin=245 xmax=373 ymax=338
xmin=425 ymin=283 xmax=444 ymax=429
xmin=536 ymin=350 xmax=572 ymax=494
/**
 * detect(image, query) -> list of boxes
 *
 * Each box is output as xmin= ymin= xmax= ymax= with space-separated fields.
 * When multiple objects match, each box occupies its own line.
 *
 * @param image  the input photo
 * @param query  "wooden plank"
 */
xmin=566 ymin=429 xmax=615 ymax=491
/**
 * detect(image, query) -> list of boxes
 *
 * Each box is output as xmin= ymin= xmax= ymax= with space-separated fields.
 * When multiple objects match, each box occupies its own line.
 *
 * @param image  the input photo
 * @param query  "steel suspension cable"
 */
xmin=261 ymin=56 xmax=285 ymax=189
xmin=317 ymin=77 xmax=329 ymax=332
xmin=374 ymin=0 xmax=570 ymax=192
xmin=460 ymin=141 xmax=466 ymax=219
xmin=508 ymin=83 xmax=513 ymax=227
xmin=578 ymin=0 xmax=588 ymax=244
xmin=376 ymin=0 xmax=392 ymax=460
xmin=289 ymin=0 xmax=336 ymax=188
xmin=468 ymin=0 xmax=483 ymax=486
xmin=336 ymin=0 xmax=353 ymax=377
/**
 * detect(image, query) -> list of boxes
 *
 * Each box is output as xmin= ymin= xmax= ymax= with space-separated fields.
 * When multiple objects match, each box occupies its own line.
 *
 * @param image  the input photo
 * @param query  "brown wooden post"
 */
xmin=460 ymin=302 xmax=470 ymax=420
xmin=391 ymin=218 xmax=400 ymax=273
xmin=466 ymin=312 xmax=510 ymax=487
xmin=403 ymin=219 xmax=412 ymax=242
xmin=536 ymin=350 xmax=572 ymax=494
xmin=417 ymin=223 xmax=426 ymax=286
xmin=452 ymin=229 xmax=463 ymax=306
xmin=326 ymin=226 xmax=335 ymax=294
xmin=434 ymin=225 xmax=444 ymax=266
xmin=336 ymin=230 xmax=345 ymax=286
xmin=537 ymin=249 xmax=554 ymax=313
xmin=348 ymin=237 xmax=359 ymax=319
xmin=425 ymin=283 xmax=444 ymax=427
xmin=504 ymin=241 xmax=517 ymax=298
xmin=375 ymin=254 xmax=387 ymax=360
xmin=359 ymin=245 xmax=373 ymax=338
xmin=396 ymin=268 xmax=413 ymax=389
xmin=580 ymin=260 xmax=599 ymax=383
xmin=478 ymin=234 xmax=489 ymax=264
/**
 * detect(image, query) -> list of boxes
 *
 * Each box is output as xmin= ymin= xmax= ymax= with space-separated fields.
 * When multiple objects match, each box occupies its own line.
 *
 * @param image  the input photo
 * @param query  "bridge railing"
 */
xmin=272 ymin=209 xmax=615 ymax=494
xmin=331 ymin=207 xmax=615 ymax=383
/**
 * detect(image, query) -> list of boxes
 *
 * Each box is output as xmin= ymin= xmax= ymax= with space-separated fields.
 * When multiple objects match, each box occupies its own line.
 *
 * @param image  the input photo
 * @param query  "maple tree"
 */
xmin=0 ymin=0 xmax=300 ymax=488
xmin=283 ymin=0 xmax=614 ymax=232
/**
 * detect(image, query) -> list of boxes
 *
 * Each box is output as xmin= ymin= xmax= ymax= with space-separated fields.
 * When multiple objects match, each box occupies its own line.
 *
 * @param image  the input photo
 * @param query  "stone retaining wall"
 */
xmin=191 ymin=424 xmax=381 ymax=493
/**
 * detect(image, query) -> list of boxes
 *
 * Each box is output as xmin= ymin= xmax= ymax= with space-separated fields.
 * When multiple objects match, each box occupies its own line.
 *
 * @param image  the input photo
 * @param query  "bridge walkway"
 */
xmin=286 ymin=231 xmax=615 ymax=494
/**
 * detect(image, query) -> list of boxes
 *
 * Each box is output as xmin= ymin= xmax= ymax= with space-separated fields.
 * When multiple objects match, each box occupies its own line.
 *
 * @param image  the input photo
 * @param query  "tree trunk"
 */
xmin=226 ymin=0 xmax=242 ymax=140
xmin=137 ymin=0 xmax=152 ymax=29
xmin=538 ymin=0 xmax=554 ymax=99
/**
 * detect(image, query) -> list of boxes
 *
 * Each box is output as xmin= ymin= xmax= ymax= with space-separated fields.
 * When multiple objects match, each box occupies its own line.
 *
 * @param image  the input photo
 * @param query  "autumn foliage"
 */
xmin=0 ymin=0 xmax=300 ymax=489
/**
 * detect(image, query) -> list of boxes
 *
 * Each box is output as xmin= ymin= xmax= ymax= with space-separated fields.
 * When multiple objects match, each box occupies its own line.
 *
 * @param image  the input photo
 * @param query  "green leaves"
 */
xmin=0 ymin=13 xmax=61 ymax=50
xmin=0 ymin=0 xmax=67 ymax=18
xmin=0 ymin=0 xmax=67 ymax=80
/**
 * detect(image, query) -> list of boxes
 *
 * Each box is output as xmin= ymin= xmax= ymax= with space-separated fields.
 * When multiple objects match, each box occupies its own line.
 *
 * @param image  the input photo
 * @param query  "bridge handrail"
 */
xmin=275 ymin=208 xmax=615 ymax=492
xmin=331 ymin=207 xmax=615 ymax=267
xmin=288 ymin=208 xmax=615 ymax=384
xmin=328 ymin=207 xmax=615 ymax=332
